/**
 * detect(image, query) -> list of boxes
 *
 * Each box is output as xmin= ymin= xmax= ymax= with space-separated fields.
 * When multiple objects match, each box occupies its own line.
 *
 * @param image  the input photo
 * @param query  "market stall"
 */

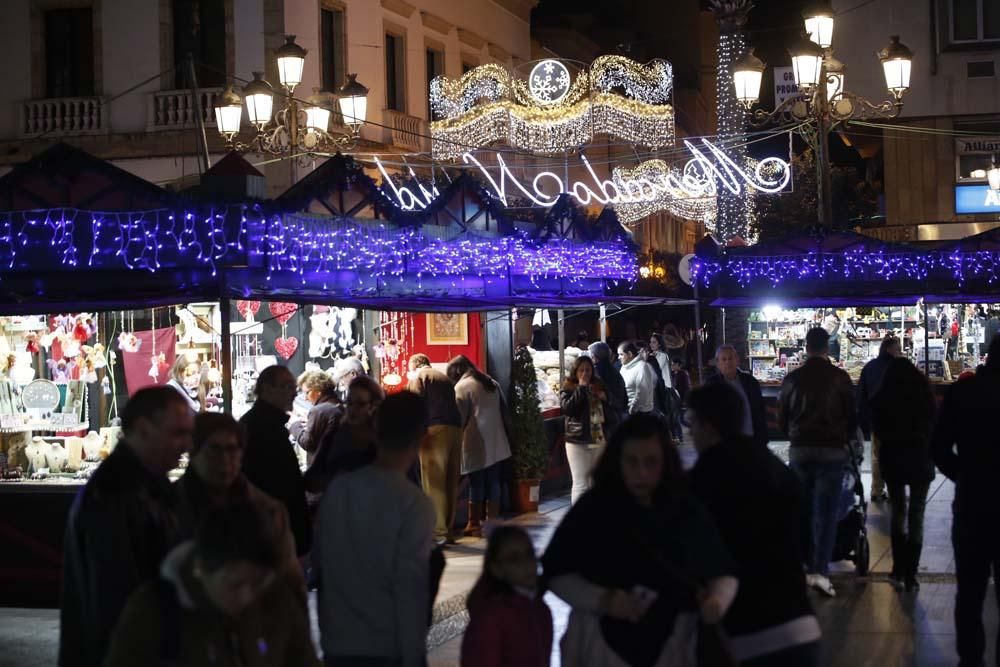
xmin=0 ymin=145 xmax=641 ymax=604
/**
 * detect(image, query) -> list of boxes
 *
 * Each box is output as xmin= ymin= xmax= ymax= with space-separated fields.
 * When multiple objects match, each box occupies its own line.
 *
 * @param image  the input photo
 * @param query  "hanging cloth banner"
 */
xmin=121 ymin=327 xmax=176 ymax=396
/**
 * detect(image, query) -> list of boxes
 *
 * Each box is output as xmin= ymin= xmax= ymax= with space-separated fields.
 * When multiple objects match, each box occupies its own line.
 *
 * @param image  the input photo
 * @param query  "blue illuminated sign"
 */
xmin=956 ymin=184 xmax=1000 ymax=214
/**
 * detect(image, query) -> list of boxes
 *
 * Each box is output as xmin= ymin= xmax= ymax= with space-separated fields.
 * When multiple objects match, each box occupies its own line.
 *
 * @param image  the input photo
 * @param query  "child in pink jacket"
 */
xmin=461 ymin=526 xmax=553 ymax=667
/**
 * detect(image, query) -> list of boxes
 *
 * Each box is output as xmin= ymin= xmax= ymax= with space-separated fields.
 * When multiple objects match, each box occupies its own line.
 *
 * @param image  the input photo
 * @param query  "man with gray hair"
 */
xmin=588 ymin=341 xmax=627 ymax=421
xmin=331 ymin=357 xmax=366 ymax=395
xmin=706 ymin=344 xmax=768 ymax=449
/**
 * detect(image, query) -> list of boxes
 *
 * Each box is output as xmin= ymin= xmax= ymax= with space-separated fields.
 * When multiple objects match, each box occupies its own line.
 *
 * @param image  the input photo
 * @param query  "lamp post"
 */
xmin=733 ymin=1 xmax=913 ymax=229
xmin=214 ymin=35 xmax=369 ymax=158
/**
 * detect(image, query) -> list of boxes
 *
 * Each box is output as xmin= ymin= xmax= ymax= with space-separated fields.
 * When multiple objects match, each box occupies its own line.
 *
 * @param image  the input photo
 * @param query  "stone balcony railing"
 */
xmin=147 ymin=88 xmax=224 ymax=132
xmin=383 ymin=109 xmax=428 ymax=152
xmin=20 ymin=97 xmax=107 ymax=137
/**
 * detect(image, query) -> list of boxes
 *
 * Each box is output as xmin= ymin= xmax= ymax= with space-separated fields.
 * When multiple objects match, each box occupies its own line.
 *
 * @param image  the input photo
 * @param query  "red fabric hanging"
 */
xmin=120 ymin=327 xmax=177 ymax=395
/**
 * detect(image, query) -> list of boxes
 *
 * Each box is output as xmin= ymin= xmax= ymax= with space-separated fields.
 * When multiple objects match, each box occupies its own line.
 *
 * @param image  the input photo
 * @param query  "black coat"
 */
xmin=241 ymin=401 xmax=311 ymax=555
xmin=290 ymin=393 xmax=342 ymax=465
xmin=932 ymin=366 xmax=1000 ymax=515
xmin=856 ymin=353 xmax=893 ymax=438
xmin=706 ymin=370 xmax=769 ymax=448
xmin=871 ymin=375 xmax=935 ymax=485
xmin=689 ymin=438 xmax=814 ymax=639
xmin=59 ymin=443 xmax=180 ymax=667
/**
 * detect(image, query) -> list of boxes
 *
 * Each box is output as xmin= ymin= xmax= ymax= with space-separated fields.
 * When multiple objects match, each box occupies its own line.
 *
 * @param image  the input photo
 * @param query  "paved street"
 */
xmin=0 ymin=444 xmax=996 ymax=667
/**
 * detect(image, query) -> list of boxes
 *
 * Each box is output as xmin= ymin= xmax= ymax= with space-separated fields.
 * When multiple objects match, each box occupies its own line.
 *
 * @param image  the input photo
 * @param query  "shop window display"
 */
xmin=747 ymin=302 xmax=997 ymax=386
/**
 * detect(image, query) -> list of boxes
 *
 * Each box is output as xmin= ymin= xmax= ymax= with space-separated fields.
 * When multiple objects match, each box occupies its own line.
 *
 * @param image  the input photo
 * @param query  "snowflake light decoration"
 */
xmin=429 ymin=56 xmax=675 ymax=158
xmin=529 ymin=60 xmax=571 ymax=104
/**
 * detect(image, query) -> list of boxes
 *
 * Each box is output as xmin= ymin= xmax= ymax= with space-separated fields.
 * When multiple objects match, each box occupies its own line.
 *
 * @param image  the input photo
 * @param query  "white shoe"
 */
xmin=810 ymin=574 xmax=836 ymax=597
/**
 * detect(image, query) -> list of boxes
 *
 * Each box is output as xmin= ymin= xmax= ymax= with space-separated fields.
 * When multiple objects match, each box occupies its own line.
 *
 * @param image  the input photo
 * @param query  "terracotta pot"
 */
xmin=512 ymin=478 xmax=541 ymax=514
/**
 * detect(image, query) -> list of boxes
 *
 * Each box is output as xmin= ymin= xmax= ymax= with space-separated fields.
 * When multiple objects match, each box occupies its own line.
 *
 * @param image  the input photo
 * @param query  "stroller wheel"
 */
xmin=855 ymin=531 xmax=870 ymax=576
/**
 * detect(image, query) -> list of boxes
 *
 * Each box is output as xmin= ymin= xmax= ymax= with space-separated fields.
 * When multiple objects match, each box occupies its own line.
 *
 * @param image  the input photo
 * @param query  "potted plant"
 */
xmin=507 ymin=345 xmax=549 ymax=513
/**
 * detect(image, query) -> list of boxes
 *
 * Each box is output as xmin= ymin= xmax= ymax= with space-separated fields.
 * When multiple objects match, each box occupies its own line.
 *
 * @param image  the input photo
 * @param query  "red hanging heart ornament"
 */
xmin=269 ymin=302 xmax=298 ymax=327
xmin=274 ymin=336 xmax=299 ymax=360
xmin=237 ymin=300 xmax=261 ymax=320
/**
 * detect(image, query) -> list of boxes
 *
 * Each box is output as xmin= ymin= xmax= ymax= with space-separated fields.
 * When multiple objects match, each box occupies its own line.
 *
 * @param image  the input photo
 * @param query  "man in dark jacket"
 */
xmin=241 ymin=365 xmax=311 ymax=556
xmin=59 ymin=387 xmax=193 ymax=667
xmin=932 ymin=336 xmax=1000 ymax=667
xmin=689 ymin=383 xmax=821 ymax=666
xmin=588 ymin=341 xmax=627 ymax=422
xmin=408 ymin=353 xmax=463 ymax=544
xmin=706 ymin=345 xmax=769 ymax=449
xmin=856 ymin=336 xmax=902 ymax=502
xmin=779 ymin=327 xmax=857 ymax=598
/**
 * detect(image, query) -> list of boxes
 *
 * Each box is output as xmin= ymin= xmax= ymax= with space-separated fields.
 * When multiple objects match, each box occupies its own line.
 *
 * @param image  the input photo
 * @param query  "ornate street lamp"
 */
xmin=214 ymin=35 xmax=368 ymax=156
xmin=733 ymin=24 xmax=913 ymax=229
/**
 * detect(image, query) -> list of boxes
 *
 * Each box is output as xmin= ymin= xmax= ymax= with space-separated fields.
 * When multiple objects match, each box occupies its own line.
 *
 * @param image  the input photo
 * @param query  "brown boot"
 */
xmin=463 ymin=502 xmax=483 ymax=537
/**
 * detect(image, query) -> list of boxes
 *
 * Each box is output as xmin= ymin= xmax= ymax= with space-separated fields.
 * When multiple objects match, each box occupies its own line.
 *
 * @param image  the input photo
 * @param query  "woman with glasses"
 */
xmin=176 ymin=412 xmax=303 ymax=599
xmin=304 ymin=375 xmax=385 ymax=495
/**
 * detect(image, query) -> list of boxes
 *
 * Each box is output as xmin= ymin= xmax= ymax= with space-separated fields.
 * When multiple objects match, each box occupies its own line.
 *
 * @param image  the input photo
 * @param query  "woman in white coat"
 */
xmin=446 ymin=355 xmax=512 ymax=537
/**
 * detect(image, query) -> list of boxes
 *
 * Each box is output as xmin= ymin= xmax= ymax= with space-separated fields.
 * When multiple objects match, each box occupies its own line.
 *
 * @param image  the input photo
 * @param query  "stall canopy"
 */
xmin=0 ymin=146 xmax=644 ymax=313
xmin=694 ymin=227 xmax=1000 ymax=307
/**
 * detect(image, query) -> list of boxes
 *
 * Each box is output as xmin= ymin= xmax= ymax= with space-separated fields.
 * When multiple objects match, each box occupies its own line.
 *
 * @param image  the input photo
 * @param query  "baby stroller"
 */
xmin=831 ymin=440 xmax=870 ymax=576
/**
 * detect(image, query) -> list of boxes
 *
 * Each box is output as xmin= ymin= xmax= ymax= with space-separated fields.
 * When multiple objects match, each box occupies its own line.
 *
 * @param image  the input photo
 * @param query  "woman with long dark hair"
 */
xmin=872 ymin=357 xmax=936 ymax=591
xmin=648 ymin=333 xmax=673 ymax=388
xmin=542 ymin=414 xmax=738 ymax=666
xmin=447 ymin=355 xmax=512 ymax=537
xmin=562 ymin=355 xmax=617 ymax=504
xmin=460 ymin=526 xmax=553 ymax=667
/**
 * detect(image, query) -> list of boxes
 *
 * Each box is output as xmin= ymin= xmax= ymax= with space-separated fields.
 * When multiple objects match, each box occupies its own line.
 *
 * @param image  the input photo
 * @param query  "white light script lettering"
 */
xmin=375 ymin=138 xmax=791 ymax=215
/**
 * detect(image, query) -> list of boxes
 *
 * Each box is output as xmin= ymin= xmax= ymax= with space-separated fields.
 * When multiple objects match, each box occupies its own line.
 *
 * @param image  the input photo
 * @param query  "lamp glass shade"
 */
xmin=734 ymin=69 xmax=763 ymax=105
xmin=245 ymin=92 xmax=273 ymax=127
xmin=882 ymin=57 xmax=911 ymax=94
xmin=792 ymin=52 xmax=823 ymax=89
xmin=338 ymin=94 xmax=367 ymax=127
xmin=305 ymin=105 xmax=331 ymax=132
xmin=879 ymin=35 xmax=913 ymax=95
xmin=276 ymin=35 xmax=307 ymax=90
xmin=277 ymin=55 xmax=305 ymax=90
xmin=988 ymin=166 xmax=1000 ymax=191
xmin=804 ymin=14 xmax=834 ymax=48
xmin=214 ymin=104 xmax=242 ymax=135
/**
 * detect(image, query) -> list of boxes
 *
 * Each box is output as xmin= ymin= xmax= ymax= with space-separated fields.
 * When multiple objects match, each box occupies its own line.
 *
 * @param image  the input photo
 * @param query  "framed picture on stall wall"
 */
xmin=426 ymin=313 xmax=468 ymax=346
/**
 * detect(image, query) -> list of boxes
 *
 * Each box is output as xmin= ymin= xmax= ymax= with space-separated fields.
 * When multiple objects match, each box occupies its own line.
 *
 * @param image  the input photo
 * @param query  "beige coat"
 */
xmin=454 ymin=375 xmax=512 ymax=474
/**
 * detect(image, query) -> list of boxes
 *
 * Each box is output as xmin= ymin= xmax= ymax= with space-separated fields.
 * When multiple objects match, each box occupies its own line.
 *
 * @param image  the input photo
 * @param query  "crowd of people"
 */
xmin=54 ymin=324 xmax=1000 ymax=667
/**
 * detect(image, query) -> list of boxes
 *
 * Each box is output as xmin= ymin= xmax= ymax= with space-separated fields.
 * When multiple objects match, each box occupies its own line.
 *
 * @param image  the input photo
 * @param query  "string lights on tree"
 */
xmin=710 ymin=0 xmax=755 ymax=244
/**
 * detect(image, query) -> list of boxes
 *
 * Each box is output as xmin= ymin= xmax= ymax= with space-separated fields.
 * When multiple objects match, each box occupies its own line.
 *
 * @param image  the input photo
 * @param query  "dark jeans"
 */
xmin=468 ymin=462 xmax=501 ymax=506
xmin=791 ymin=460 xmax=844 ymax=576
xmin=886 ymin=479 xmax=930 ymax=571
xmin=953 ymin=507 xmax=1000 ymax=666
xmin=741 ymin=641 xmax=821 ymax=667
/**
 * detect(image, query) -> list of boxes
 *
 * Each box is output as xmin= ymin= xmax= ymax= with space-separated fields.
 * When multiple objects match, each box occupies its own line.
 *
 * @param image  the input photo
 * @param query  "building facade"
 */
xmin=0 ymin=0 xmax=535 ymax=194
xmin=834 ymin=0 xmax=1000 ymax=241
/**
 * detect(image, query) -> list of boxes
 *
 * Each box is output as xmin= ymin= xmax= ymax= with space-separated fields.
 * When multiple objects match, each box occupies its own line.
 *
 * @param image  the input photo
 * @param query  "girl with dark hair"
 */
xmin=562 ymin=355 xmax=617 ymax=504
xmin=542 ymin=414 xmax=738 ymax=667
xmin=872 ymin=357 xmax=936 ymax=591
xmin=447 ymin=355 xmax=512 ymax=537
xmin=460 ymin=526 xmax=553 ymax=667
xmin=648 ymin=334 xmax=673 ymax=388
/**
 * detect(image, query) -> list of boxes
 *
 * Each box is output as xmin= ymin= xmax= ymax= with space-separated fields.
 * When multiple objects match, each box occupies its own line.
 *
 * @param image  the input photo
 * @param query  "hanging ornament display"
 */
xmin=25 ymin=332 xmax=40 ymax=354
xmin=117 ymin=311 xmax=142 ymax=353
xmin=274 ymin=336 xmax=299 ymax=360
xmin=269 ymin=302 xmax=298 ymax=327
xmin=237 ymin=300 xmax=261 ymax=321
xmin=147 ymin=308 xmax=162 ymax=381
xmin=377 ymin=311 xmax=412 ymax=389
